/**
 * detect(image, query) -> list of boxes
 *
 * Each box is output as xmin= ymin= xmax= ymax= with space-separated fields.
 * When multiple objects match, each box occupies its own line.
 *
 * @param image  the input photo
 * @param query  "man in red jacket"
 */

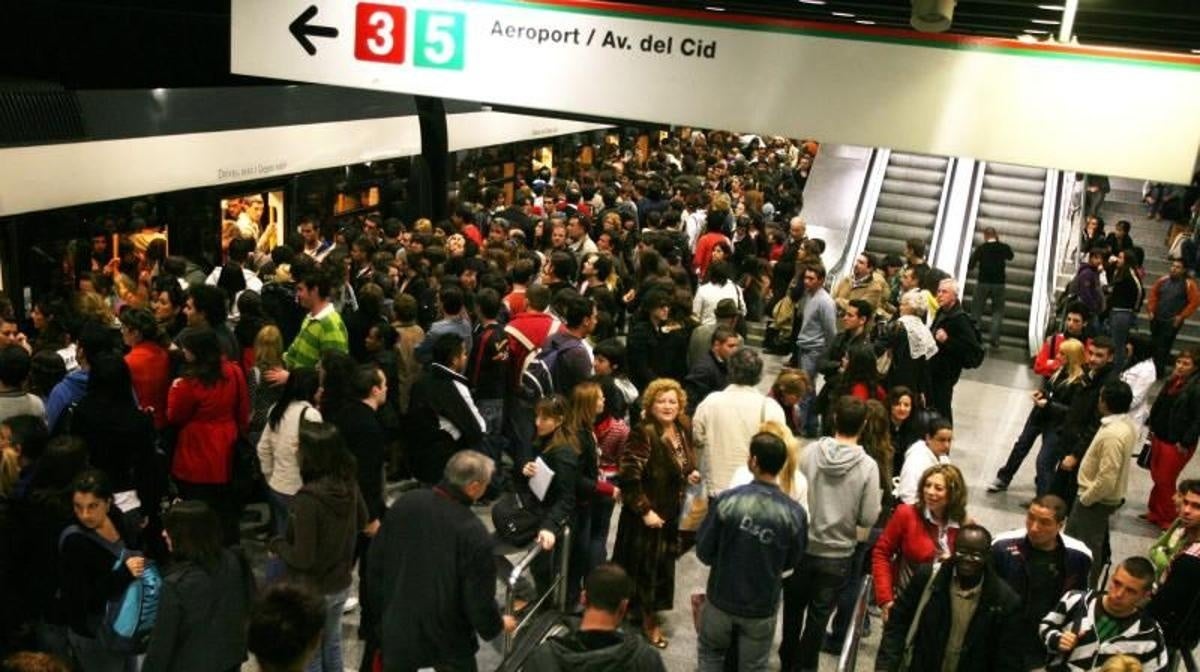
xmin=1033 ymin=302 xmax=1093 ymax=377
xmin=503 ymin=284 xmax=564 ymax=466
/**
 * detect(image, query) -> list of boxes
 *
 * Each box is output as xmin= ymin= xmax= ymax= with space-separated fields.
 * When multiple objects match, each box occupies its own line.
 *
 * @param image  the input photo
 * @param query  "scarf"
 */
xmin=899 ymin=314 xmax=939 ymax=360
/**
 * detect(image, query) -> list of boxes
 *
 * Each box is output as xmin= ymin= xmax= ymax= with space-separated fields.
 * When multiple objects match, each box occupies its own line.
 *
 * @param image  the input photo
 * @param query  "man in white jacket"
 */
xmin=693 ymin=347 xmax=786 ymax=496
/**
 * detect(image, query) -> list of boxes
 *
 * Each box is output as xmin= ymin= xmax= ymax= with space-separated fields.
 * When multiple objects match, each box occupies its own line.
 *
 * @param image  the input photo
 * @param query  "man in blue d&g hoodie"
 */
xmin=782 ymin=395 xmax=881 ymax=672
xmin=696 ymin=431 xmax=809 ymax=671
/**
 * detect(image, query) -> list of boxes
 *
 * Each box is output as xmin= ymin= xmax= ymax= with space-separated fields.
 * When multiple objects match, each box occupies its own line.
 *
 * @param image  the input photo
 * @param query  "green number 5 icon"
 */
xmin=415 ymin=10 xmax=465 ymax=70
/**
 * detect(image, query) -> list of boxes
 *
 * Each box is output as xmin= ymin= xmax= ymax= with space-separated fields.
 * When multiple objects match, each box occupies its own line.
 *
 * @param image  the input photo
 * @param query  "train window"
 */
xmin=220 ymin=190 xmax=285 ymax=258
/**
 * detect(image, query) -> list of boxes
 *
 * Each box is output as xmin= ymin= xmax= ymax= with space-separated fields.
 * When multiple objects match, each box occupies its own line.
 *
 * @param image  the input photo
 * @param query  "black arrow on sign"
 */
xmin=289 ymin=5 xmax=339 ymax=56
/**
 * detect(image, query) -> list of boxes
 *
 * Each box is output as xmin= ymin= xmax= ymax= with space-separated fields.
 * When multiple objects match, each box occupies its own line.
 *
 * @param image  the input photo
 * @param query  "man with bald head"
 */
xmin=929 ymin=278 xmax=983 ymax=424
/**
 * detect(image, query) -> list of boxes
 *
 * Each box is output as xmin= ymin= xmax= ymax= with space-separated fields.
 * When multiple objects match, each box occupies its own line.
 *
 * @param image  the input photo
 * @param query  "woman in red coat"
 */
xmin=120 ymin=307 xmax=171 ymax=430
xmin=168 ymin=328 xmax=249 ymax=544
xmin=871 ymin=462 xmax=967 ymax=621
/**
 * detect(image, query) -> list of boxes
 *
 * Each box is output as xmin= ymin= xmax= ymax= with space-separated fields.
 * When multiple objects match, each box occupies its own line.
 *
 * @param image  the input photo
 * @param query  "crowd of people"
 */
xmin=0 ymin=127 xmax=1195 ymax=672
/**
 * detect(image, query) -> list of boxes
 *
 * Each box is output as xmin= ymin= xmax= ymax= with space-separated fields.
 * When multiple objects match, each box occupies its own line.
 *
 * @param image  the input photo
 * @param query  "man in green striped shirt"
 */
xmin=269 ymin=270 xmax=349 ymax=384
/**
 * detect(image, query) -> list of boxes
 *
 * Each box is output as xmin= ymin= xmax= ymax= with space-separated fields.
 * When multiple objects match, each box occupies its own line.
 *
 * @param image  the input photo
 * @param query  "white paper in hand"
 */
xmin=529 ymin=457 xmax=556 ymax=502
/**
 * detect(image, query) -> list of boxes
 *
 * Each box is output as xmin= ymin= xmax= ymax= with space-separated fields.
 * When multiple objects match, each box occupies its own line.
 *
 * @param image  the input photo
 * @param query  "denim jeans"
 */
xmin=306 ymin=586 xmax=350 ymax=672
xmin=796 ymin=347 xmax=823 ymax=436
xmin=781 ymin=554 xmax=852 ymax=672
xmin=266 ymin=488 xmax=293 ymax=583
xmin=1109 ymin=309 xmax=1136 ymax=369
xmin=477 ymin=398 xmax=510 ymax=492
xmin=996 ymin=409 xmax=1049 ymax=486
xmin=1033 ymin=429 xmax=1062 ymax=497
xmin=588 ymin=498 xmax=615 ymax=570
xmin=971 ymin=282 xmax=1007 ymax=346
xmin=503 ymin=396 xmax=536 ymax=469
xmin=827 ymin=530 xmax=880 ymax=646
xmin=698 ymin=601 xmax=777 ymax=672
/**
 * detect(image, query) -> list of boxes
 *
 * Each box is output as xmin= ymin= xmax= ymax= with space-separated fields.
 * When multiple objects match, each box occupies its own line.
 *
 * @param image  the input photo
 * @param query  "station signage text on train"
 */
xmin=231 ymin=0 xmax=1200 ymax=182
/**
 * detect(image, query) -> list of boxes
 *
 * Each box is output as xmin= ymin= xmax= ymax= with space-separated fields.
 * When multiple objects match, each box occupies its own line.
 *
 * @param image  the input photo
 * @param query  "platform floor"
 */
xmin=248 ymin=347 xmax=1194 ymax=671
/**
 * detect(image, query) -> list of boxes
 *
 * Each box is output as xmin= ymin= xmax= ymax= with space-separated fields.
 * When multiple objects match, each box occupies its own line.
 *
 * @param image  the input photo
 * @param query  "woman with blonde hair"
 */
xmin=1099 ymin=654 xmax=1143 ymax=672
xmin=989 ymin=337 xmax=1087 ymax=496
xmin=612 ymin=378 xmax=700 ymax=648
xmin=247 ymin=324 xmax=285 ymax=447
xmin=872 ymin=463 xmax=968 ymax=621
xmin=729 ymin=420 xmax=807 ymax=508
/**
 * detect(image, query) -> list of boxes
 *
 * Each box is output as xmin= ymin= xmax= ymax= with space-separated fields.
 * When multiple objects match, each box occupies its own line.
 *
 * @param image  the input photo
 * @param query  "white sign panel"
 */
xmin=231 ymin=0 xmax=1200 ymax=183
xmin=0 ymin=117 xmax=421 ymax=217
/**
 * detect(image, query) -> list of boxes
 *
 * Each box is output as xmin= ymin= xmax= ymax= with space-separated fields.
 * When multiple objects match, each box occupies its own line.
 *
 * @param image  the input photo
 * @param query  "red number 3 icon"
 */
xmin=355 ymin=4 xmax=406 ymax=64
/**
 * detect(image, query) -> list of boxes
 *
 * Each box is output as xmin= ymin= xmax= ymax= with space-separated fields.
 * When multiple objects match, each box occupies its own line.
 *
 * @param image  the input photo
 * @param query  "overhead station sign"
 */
xmin=231 ymin=0 xmax=1200 ymax=182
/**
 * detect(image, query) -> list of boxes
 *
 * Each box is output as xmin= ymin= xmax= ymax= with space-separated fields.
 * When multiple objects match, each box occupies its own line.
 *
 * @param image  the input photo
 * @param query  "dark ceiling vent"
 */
xmin=0 ymin=90 xmax=86 ymax=146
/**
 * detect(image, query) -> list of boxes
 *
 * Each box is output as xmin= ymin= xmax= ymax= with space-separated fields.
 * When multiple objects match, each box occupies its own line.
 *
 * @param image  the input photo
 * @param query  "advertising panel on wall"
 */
xmin=231 ymin=0 xmax=1200 ymax=183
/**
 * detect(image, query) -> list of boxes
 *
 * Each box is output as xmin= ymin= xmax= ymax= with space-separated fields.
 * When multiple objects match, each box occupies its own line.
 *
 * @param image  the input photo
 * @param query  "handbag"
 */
xmin=876 ymin=348 xmax=894 ymax=376
xmin=1136 ymin=441 xmax=1153 ymax=469
xmin=492 ymin=491 xmax=542 ymax=547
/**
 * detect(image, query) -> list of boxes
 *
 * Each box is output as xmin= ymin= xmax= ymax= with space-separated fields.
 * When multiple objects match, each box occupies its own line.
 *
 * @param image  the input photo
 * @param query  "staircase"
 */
xmin=963 ymin=163 xmax=1047 ymax=350
xmin=862 ymin=152 xmax=949 ymax=262
xmin=1100 ymin=177 xmax=1200 ymax=351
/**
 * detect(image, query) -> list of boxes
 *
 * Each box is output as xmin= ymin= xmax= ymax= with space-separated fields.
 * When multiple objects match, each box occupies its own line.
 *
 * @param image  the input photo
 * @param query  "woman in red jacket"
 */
xmin=168 ymin=328 xmax=249 ymax=545
xmin=871 ymin=462 xmax=967 ymax=621
xmin=120 ymin=307 xmax=171 ymax=430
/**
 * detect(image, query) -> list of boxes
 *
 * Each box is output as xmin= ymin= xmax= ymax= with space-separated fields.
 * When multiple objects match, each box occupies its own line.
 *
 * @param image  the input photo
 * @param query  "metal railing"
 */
xmin=501 ymin=525 xmax=571 ymax=657
xmin=837 ymin=575 xmax=875 ymax=672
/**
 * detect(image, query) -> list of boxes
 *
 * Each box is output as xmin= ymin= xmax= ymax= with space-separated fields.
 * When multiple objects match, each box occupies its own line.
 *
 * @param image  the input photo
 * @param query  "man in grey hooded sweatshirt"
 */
xmin=779 ymin=395 xmax=881 ymax=672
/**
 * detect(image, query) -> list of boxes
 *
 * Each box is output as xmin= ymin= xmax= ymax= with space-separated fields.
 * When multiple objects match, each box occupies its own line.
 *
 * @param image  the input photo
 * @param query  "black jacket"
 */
xmin=930 ymin=303 xmax=980 ymax=378
xmin=71 ymin=396 xmax=161 ymax=511
xmin=329 ymin=401 xmax=388 ymax=522
xmin=876 ymin=323 xmax=932 ymax=403
xmin=1060 ymin=363 xmax=1120 ymax=459
xmin=407 ymin=364 xmax=485 ymax=484
xmin=991 ymin=531 xmax=1093 ymax=670
xmin=683 ymin=351 xmax=727 ymax=413
xmin=141 ymin=549 xmax=254 ymax=672
xmin=366 ymin=485 xmax=504 ymax=669
xmin=57 ymin=521 xmax=137 ymax=637
xmin=876 ymin=563 xmax=1022 ymax=672
xmin=820 ymin=329 xmax=868 ymax=379
xmin=969 ymin=241 xmax=1015 ymax=285
xmin=1149 ymin=543 xmax=1200 ymax=649
xmin=1148 ymin=374 xmax=1200 ymax=447
xmin=515 ymin=440 xmax=579 ymax=535
xmin=524 ymin=627 xmax=666 ymax=672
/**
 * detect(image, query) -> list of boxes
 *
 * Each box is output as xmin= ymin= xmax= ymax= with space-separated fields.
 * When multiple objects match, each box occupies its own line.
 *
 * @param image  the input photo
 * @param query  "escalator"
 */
xmin=862 ymin=151 xmax=949 ymax=262
xmin=963 ymin=163 xmax=1047 ymax=349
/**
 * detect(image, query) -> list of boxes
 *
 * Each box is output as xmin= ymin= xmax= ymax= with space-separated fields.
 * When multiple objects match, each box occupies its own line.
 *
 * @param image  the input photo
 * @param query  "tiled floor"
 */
xmin=248 ymin=347 xmax=1195 ymax=671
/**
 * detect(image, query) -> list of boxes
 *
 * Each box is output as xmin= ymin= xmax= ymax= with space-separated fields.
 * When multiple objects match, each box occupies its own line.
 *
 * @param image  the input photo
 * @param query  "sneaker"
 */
xmin=343 ymin=597 xmax=359 ymax=614
xmin=986 ymin=478 xmax=1008 ymax=493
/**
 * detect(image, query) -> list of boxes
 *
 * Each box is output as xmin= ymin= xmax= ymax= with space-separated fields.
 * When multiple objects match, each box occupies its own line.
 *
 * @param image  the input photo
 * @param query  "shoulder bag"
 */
xmin=899 ymin=562 xmax=942 ymax=672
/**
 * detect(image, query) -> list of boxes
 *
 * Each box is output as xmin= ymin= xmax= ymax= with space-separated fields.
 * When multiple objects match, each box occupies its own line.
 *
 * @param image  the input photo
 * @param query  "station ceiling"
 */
xmin=638 ymin=0 xmax=1200 ymax=53
xmin=1 ymin=0 xmax=1197 ymax=90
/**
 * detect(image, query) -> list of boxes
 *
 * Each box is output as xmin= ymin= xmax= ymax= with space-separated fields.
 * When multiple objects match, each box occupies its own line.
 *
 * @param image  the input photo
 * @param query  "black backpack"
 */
xmin=961 ymin=314 xmax=986 ymax=370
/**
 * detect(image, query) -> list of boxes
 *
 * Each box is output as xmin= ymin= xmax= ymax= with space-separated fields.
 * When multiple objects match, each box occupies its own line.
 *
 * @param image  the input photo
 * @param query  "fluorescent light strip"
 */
xmin=798 ymin=0 xmax=827 ymax=4
xmin=705 ymin=6 xmax=726 ymax=10
xmin=1024 ymin=29 xmax=1049 ymax=34
xmin=855 ymin=20 xmax=876 ymax=25
xmin=1031 ymin=18 xmax=1060 ymax=25
xmin=832 ymin=11 xmax=855 ymax=17
xmin=1037 ymin=4 xmax=1065 ymax=9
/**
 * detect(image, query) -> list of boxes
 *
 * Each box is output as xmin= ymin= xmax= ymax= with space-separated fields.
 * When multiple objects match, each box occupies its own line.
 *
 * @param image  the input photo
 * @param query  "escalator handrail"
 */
xmin=502 ymin=525 xmax=572 ymax=658
xmin=828 ymin=147 xmax=888 ymax=282
xmin=837 ymin=575 xmax=874 ymax=672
